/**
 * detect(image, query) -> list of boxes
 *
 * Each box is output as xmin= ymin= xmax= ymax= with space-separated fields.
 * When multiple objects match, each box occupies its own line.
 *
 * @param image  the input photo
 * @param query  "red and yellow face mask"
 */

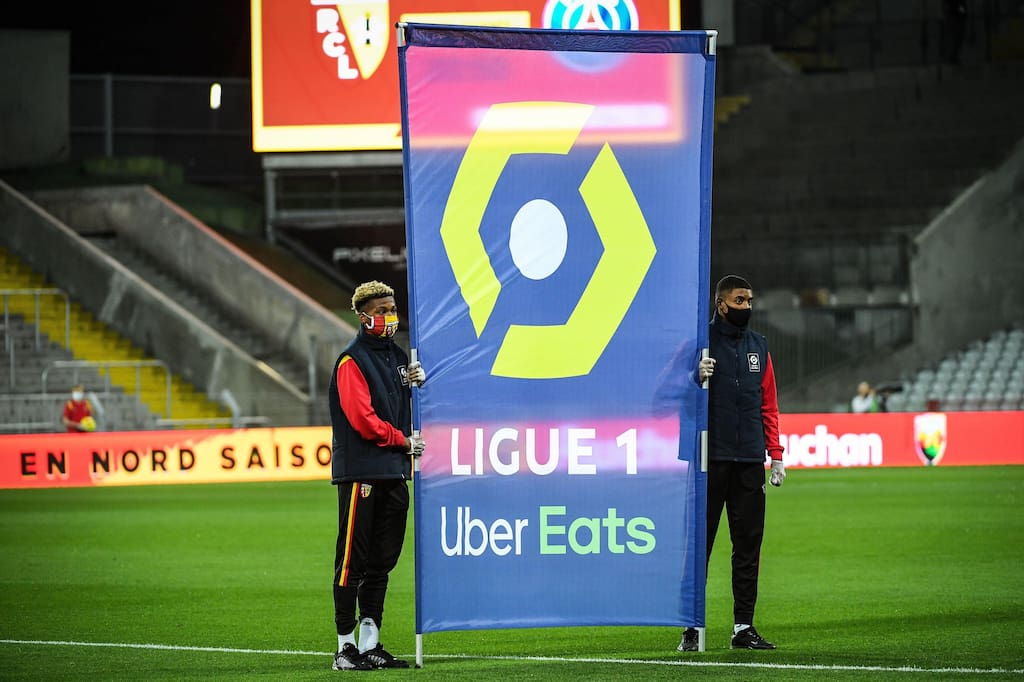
xmin=361 ymin=312 xmax=399 ymax=338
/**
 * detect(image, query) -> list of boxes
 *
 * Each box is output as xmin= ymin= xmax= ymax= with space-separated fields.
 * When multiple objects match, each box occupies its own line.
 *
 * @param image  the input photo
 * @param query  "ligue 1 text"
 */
xmin=448 ymin=426 xmax=639 ymax=475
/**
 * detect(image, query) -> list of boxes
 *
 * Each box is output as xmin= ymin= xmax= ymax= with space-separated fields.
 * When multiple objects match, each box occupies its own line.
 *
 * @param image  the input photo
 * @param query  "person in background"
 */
xmin=679 ymin=274 xmax=784 ymax=653
xmin=62 ymin=384 xmax=93 ymax=432
xmin=850 ymin=381 xmax=880 ymax=413
xmin=328 ymin=280 xmax=426 ymax=671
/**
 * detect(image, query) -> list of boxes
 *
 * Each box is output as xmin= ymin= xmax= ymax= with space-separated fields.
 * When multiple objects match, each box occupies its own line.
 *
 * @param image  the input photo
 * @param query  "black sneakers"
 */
xmin=677 ymin=628 xmax=699 ymax=652
xmin=730 ymin=626 xmax=776 ymax=650
xmin=361 ymin=643 xmax=410 ymax=669
xmin=332 ymin=643 xmax=372 ymax=671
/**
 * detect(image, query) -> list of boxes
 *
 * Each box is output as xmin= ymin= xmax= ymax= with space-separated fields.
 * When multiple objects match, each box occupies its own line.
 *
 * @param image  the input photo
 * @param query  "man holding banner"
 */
xmin=679 ymin=275 xmax=785 ymax=652
xmin=328 ymin=280 xmax=426 ymax=670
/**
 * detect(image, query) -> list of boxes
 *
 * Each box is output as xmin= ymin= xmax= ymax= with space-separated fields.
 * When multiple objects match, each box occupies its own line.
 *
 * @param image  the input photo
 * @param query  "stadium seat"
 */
xmin=884 ymin=393 xmax=904 ymax=411
xmin=758 ymin=287 xmax=799 ymax=310
xmin=961 ymin=391 xmax=985 ymax=411
xmin=868 ymin=285 xmax=908 ymax=306
xmin=830 ymin=286 xmax=870 ymax=307
xmin=903 ymin=395 xmax=928 ymax=412
xmin=982 ymin=390 xmax=1005 ymax=411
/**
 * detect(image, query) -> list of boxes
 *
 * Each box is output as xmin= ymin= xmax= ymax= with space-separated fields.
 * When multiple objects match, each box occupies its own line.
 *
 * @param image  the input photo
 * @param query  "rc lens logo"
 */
xmin=440 ymin=101 xmax=655 ymax=380
xmin=312 ymin=0 xmax=389 ymax=80
xmin=913 ymin=412 xmax=947 ymax=466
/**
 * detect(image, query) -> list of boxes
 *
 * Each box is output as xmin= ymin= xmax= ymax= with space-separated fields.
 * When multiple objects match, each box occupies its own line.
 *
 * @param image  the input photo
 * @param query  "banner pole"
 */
xmin=410 ymin=348 xmax=423 ymax=668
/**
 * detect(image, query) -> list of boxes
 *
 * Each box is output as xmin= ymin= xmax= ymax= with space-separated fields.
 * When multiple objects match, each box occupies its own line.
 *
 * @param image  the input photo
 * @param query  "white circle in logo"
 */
xmin=509 ymin=199 xmax=568 ymax=280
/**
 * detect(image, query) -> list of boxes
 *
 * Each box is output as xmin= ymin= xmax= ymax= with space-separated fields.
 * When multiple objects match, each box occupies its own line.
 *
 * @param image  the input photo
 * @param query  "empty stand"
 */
xmin=0 ymin=246 xmax=231 ymax=430
xmin=886 ymin=327 xmax=1024 ymax=412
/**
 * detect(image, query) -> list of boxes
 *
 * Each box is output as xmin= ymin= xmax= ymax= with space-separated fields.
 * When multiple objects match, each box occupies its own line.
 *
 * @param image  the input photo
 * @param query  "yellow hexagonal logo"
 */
xmin=440 ymin=101 xmax=656 ymax=379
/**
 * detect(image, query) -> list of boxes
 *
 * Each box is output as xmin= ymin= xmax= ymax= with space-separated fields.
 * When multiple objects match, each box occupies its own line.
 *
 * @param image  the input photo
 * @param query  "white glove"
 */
xmin=407 ymin=434 xmax=425 ymax=457
xmin=408 ymin=361 xmax=426 ymax=387
xmin=769 ymin=459 xmax=786 ymax=487
xmin=698 ymin=357 xmax=716 ymax=383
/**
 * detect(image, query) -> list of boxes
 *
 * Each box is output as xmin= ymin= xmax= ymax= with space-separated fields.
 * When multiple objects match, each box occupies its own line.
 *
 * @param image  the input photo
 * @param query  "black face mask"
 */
xmin=722 ymin=305 xmax=751 ymax=328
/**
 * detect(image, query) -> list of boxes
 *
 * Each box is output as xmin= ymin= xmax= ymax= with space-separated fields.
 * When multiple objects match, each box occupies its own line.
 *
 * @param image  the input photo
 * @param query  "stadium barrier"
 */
xmin=0 ymin=412 xmax=1021 ymax=489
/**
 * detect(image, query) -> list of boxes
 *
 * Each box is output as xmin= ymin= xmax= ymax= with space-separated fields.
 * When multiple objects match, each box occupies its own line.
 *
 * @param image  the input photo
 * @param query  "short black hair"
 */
xmin=715 ymin=274 xmax=752 ymax=300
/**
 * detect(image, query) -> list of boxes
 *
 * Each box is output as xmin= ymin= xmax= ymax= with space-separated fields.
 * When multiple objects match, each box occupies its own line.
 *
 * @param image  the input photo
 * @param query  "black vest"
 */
xmin=328 ymin=332 xmax=412 ymax=483
xmin=707 ymin=316 xmax=769 ymax=462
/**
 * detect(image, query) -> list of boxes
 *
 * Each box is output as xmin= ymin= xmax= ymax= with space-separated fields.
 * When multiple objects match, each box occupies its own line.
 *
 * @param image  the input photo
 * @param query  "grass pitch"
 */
xmin=1 ymin=466 xmax=1021 ymax=680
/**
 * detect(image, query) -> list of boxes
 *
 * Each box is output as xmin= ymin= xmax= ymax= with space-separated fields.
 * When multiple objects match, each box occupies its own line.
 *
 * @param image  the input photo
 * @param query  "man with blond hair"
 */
xmin=328 ymin=281 xmax=426 ymax=671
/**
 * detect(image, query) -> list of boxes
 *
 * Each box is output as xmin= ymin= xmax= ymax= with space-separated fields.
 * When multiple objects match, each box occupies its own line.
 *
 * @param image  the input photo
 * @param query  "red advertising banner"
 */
xmin=2 ymin=412 xmax=1020 ymax=489
xmin=778 ymin=411 xmax=1024 ymax=469
xmin=250 ymin=0 xmax=681 ymax=151
xmin=0 ymin=427 xmax=333 ymax=489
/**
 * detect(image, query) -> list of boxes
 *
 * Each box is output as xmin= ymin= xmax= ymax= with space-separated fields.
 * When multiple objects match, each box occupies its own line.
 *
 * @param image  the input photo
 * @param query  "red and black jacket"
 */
xmin=328 ymin=331 xmax=412 ymax=484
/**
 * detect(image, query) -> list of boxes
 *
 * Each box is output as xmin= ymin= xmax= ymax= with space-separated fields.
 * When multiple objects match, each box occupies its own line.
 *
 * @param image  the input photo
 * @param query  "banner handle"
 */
xmin=700 ymin=347 xmax=709 ymax=473
xmin=410 ymin=348 xmax=421 ymax=474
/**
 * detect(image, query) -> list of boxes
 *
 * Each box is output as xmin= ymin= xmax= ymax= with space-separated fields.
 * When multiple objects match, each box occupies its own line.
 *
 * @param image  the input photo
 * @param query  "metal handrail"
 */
xmin=0 ymin=421 xmax=58 ymax=434
xmin=41 ymin=360 xmax=173 ymax=418
xmin=155 ymin=416 xmax=271 ymax=429
xmin=308 ymin=334 xmax=353 ymax=423
xmin=1 ymin=288 xmax=71 ymax=350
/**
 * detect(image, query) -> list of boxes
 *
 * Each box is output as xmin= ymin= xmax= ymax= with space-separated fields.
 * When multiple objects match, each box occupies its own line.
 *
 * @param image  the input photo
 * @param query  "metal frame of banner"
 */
xmin=696 ymin=27 xmax=717 ymax=657
xmin=400 ymin=23 xmax=720 ymax=667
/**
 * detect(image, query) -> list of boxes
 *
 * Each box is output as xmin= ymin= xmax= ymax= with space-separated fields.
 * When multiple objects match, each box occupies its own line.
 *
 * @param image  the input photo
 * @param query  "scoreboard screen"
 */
xmin=250 ymin=0 xmax=681 ymax=152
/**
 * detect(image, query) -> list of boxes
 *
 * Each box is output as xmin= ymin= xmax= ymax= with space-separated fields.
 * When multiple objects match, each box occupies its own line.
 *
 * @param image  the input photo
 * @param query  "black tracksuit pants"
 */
xmin=706 ymin=460 xmax=766 ymax=626
xmin=333 ymin=479 xmax=409 ymax=636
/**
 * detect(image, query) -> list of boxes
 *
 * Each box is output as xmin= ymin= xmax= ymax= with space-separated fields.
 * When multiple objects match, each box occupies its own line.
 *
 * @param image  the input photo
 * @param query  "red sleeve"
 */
xmin=760 ymin=352 xmax=784 ymax=461
xmin=63 ymin=401 xmax=73 ymax=420
xmin=336 ymin=356 xmax=407 ymax=449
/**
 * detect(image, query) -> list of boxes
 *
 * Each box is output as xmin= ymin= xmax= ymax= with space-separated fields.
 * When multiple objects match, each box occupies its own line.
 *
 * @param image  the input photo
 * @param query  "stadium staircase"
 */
xmin=0 ymin=246 xmax=229 ymax=429
xmin=86 ymin=234 xmax=309 ymax=390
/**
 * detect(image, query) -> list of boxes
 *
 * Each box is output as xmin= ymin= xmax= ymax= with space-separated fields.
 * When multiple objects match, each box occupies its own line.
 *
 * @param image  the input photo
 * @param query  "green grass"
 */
xmin=1 ymin=466 xmax=1022 ymax=680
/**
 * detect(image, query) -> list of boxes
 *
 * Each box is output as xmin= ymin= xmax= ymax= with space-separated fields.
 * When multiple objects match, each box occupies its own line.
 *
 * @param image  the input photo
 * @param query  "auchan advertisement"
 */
xmin=1 ymin=413 xmax=1021 ymax=489
xmin=250 ymin=0 xmax=682 ymax=151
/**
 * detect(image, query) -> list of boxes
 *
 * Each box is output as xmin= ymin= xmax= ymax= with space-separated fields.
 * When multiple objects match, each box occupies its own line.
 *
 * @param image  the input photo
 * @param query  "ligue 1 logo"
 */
xmin=913 ymin=412 xmax=947 ymax=466
xmin=440 ymin=101 xmax=654 ymax=380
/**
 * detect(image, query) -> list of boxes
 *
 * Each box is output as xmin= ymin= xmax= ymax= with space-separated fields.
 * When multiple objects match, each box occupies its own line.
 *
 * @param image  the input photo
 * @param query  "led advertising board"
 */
xmin=250 ymin=0 xmax=681 ymax=152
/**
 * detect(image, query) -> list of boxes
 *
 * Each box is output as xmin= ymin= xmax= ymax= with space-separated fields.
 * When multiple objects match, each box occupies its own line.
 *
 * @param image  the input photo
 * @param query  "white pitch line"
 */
xmin=1 ymin=639 xmax=1022 ymax=675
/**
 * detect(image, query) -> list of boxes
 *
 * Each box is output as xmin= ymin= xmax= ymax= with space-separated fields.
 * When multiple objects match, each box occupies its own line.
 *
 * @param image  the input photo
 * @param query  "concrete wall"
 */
xmin=0 ymin=180 xmax=311 ymax=425
xmin=0 ymin=30 xmax=69 ymax=169
xmin=911 ymin=138 xmax=1024 ymax=365
xmin=26 ymin=185 xmax=357 ymax=381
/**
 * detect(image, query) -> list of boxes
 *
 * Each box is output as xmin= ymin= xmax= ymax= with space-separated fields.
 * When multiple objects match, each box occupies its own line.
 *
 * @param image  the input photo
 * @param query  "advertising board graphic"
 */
xmin=399 ymin=24 xmax=716 ymax=632
xmin=0 ymin=427 xmax=333 ymax=488
xmin=1 ymin=413 xmax=1019 ymax=490
xmin=250 ymin=0 xmax=681 ymax=151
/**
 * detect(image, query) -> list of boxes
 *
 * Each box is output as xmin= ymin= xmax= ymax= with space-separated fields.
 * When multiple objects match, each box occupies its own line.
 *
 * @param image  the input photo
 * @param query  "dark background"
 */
xmin=2 ymin=1 xmax=705 ymax=78
xmin=2 ymin=1 xmax=253 ymax=77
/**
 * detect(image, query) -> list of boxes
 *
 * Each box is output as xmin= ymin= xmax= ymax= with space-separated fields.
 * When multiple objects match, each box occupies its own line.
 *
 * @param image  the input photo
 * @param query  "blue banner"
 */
xmin=399 ymin=24 xmax=714 ymax=633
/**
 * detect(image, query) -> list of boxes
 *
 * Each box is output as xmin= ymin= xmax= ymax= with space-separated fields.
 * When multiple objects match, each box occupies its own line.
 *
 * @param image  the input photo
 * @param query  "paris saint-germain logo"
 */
xmin=542 ymin=0 xmax=640 ymax=72
xmin=543 ymin=0 xmax=640 ymax=31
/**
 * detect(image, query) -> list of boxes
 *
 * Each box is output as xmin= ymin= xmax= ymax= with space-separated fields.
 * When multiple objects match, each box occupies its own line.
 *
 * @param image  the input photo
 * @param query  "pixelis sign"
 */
xmin=250 ymin=0 xmax=681 ymax=152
